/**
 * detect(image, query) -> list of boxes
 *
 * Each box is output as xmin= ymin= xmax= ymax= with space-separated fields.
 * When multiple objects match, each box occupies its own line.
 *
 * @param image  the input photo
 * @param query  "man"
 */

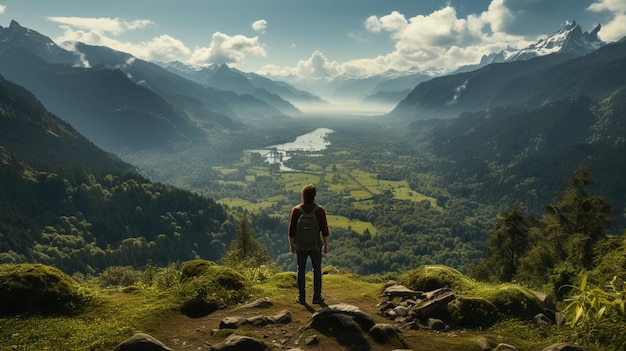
xmin=289 ymin=184 xmax=329 ymax=304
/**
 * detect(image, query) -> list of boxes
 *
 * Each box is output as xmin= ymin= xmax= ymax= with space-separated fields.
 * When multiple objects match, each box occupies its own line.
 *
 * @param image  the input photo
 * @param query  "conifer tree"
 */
xmin=221 ymin=215 xmax=272 ymax=269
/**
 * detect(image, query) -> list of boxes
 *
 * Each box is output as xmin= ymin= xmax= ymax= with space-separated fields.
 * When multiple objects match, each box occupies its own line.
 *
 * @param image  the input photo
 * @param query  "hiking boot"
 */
xmin=295 ymin=297 xmax=305 ymax=304
xmin=312 ymin=296 xmax=324 ymax=304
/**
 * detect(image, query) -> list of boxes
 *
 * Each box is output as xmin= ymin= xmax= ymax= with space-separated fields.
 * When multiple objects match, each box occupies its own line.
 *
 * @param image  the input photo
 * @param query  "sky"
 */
xmin=0 ymin=0 xmax=624 ymax=80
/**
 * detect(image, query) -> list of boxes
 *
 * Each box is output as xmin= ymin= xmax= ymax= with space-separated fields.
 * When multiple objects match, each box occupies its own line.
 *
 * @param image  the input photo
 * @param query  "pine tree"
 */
xmin=221 ymin=215 xmax=272 ymax=269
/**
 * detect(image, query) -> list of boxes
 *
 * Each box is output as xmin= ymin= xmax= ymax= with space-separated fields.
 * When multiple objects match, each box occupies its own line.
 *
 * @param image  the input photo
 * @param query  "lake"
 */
xmin=248 ymin=128 xmax=334 ymax=171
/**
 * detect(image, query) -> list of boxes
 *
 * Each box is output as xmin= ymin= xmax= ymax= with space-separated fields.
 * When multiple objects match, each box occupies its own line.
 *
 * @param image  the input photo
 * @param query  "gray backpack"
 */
xmin=295 ymin=205 xmax=322 ymax=252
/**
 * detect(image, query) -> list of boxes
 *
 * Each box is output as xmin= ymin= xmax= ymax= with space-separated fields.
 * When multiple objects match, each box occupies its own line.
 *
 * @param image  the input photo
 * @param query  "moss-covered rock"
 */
xmin=483 ymin=284 xmax=546 ymax=320
xmin=268 ymin=272 xmax=297 ymax=289
xmin=447 ymin=296 xmax=498 ymax=328
xmin=400 ymin=265 xmax=474 ymax=293
xmin=178 ymin=261 xmax=249 ymax=318
xmin=0 ymin=263 xmax=88 ymax=316
xmin=179 ymin=259 xmax=217 ymax=282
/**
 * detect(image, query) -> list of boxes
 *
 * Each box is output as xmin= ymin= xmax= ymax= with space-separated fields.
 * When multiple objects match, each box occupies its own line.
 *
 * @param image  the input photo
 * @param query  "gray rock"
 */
xmin=542 ymin=343 xmax=594 ymax=351
xmin=495 ymin=343 xmax=518 ymax=351
xmin=113 ymin=333 xmax=173 ymax=351
xmin=246 ymin=315 xmax=269 ymax=326
xmin=476 ymin=337 xmax=492 ymax=351
xmin=427 ymin=318 xmax=446 ymax=331
xmin=219 ymin=316 xmax=246 ymax=329
xmin=369 ymin=323 xmax=403 ymax=343
xmin=382 ymin=284 xmax=424 ymax=298
xmin=243 ymin=297 xmax=273 ymax=308
xmin=304 ymin=334 xmax=319 ymax=345
xmin=309 ymin=303 xmax=376 ymax=332
xmin=534 ymin=313 xmax=553 ymax=325
xmin=267 ymin=309 xmax=292 ymax=324
xmin=209 ymin=334 xmax=269 ymax=351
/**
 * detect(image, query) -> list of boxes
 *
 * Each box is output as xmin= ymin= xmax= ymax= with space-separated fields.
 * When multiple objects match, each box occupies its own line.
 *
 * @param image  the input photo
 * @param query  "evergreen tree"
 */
xmin=484 ymin=203 xmax=531 ymax=282
xmin=221 ymin=215 xmax=272 ymax=269
xmin=518 ymin=165 xmax=615 ymax=290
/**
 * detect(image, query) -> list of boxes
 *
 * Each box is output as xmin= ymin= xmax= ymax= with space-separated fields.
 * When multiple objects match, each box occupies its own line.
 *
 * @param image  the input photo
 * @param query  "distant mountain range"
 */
xmin=0 ymin=20 xmax=324 ymax=152
xmin=390 ymin=23 xmax=625 ymax=121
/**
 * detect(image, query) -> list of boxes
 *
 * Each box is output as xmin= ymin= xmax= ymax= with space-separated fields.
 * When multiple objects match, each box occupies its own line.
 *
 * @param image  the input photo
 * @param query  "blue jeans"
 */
xmin=297 ymin=250 xmax=322 ymax=300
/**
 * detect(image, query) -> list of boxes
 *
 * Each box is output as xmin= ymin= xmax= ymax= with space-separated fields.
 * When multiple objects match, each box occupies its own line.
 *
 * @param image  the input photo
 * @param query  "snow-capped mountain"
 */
xmin=482 ymin=21 xmax=604 ymax=64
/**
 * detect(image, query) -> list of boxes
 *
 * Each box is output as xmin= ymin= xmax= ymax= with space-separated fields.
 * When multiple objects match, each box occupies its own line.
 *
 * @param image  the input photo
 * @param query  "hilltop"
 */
xmin=2 ymin=262 xmax=619 ymax=351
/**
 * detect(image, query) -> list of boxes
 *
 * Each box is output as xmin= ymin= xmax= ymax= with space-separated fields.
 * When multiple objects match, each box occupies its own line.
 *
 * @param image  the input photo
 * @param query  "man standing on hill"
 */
xmin=289 ymin=184 xmax=329 ymax=304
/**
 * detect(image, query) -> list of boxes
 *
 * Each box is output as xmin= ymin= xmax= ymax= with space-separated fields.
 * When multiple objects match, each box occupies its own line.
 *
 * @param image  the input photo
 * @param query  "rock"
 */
xmin=542 ymin=343 xmax=594 ymax=351
xmin=267 ymin=310 xmax=292 ymax=324
xmin=368 ymin=323 xmax=401 ymax=342
xmin=382 ymin=284 xmax=424 ymax=298
xmin=210 ymin=334 xmax=269 ymax=351
xmin=553 ymin=311 xmax=566 ymax=325
xmin=246 ymin=315 xmax=269 ymax=327
xmin=113 ymin=333 xmax=173 ymax=351
xmin=495 ymin=343 xmax=518 ymax=351
xmin=304 ymin=334 xmax=319 ymax=345
xmin=476 ymin=337 xmax=492 ymax=351
xmin=534 ymin=313 xmax=553 ymax=325
xmin=243 ymin=297 xmax=273 ymax=308
xmin=219 ymin=316 xmax=246 ymax=329
xmin=309 ymin=303 xmax=376 ymax=332
xmin=427 ymin=318 xmax=446 ymax=331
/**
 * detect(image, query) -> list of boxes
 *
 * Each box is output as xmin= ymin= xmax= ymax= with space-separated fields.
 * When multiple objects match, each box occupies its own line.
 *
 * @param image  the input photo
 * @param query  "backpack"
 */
xmin=294 ymin=204 xmax=322 ymax=252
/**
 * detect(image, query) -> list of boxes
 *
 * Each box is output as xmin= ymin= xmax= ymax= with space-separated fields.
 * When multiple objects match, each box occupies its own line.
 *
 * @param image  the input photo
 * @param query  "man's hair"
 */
xmin=301 ymin=184 xmax=316 ymax=204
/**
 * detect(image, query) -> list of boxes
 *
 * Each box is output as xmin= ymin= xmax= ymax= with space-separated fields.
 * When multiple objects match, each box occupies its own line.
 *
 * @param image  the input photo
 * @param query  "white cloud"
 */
xmin=48 ymin=17 xmax=153 ymax=36
xmin=252 ymin=19 xmax=267 ymax=33
xmin=0 ymin=5 xmax=6 ymax=15
xmin=588 ymin=0 xmax=626 ymax=41
xmin=189 ymin=32 xmax=266 ymax=66
xmin=49 ymin=16 xmax=266 ymax=66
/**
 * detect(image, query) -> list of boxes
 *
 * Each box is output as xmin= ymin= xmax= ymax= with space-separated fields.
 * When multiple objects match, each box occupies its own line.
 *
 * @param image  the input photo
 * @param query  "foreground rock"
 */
xmin=114 ymin=333 xmax=173 ymax=351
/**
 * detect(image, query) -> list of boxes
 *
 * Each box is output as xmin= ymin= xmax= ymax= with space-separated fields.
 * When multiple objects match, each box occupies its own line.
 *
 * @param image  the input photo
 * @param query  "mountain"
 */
xmin=0 ymin=74 xmax=230 ymax=273
xmin=389 ymin=34 xmax=625 ymax=121
xmin=0 ymin=21 xmax=293 ymax=151
xmin=456 ymin=22 xmax=604 ymax=73
xmin=412 ymin=89 xmax=626 ymax=218
xmin=164 ymin=62 xmax=322 ymax=113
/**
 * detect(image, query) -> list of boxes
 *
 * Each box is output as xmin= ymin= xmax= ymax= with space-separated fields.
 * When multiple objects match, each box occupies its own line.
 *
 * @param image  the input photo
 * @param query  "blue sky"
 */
xmin=0 ymin=0 xmax=624 ymax=79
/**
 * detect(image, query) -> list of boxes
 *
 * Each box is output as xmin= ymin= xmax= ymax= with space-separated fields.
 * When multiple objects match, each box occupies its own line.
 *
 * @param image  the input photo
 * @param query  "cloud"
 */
xmin=587 ymin=0 xmax=626 ymax=41
xmin=252 ymin=19 xmax=267 ymax=33
xmin=0 ymin=5 xmax=6 ymax=15
xmin=189 ymin=32 xmax=266 ymax=66
xmin=49 ymin=16 xmax=266 ymax=66
xmin=48 ymin=16 xmax=153 ymax=36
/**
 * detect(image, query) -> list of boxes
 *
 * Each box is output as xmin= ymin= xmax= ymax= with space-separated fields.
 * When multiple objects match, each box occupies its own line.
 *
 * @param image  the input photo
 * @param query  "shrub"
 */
xmin=484 ymin=284 xmax=546 ymax=320
xmin=447 ymin=296 xmax=498 ymax=328
xmin=177 ymin=261 xmax=249 ymax=318
xmin=179 ymin=259 xmax=217 ymax=282
xmin=97 ymin=266 xmax=141 ymax=287
xmin=268 ymin=272 xmax=297 ymax=289
xmin=0 ymin=263 xmax=89 ymax=316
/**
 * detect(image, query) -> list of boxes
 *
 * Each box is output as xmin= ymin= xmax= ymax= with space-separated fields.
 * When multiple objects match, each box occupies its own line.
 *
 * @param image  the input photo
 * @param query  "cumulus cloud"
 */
xmin=48 ymin=16 xmax=266 ymax=66
xmin=587 ymin=0 xmax=626 ymax=41
xmin=189 ymin=32 xmax=266 ymax=66
xmin=252 ymin=19 xmax=267 ymax=33
xmin=0 ymin=5 xmax=6 ymax=14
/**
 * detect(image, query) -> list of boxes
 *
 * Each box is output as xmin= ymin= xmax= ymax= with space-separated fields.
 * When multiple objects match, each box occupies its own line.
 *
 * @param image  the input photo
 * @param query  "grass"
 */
xmin=327 ymin=214 xmax=378 ymax=235
xmin=1 ymin=263 xmax=614 ymax=351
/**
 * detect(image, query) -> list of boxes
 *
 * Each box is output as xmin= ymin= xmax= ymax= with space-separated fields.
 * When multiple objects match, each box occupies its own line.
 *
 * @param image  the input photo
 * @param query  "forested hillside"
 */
xmin=0 ymin=75 xmax=231 ymax=274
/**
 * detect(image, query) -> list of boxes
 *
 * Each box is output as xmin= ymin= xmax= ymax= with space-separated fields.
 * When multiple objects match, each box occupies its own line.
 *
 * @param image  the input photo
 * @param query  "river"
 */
xmin=247 ymin=128 xmax=333 ymax=171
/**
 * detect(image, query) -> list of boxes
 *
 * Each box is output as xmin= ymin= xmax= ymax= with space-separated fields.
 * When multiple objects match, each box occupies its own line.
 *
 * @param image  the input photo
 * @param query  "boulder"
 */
xmin=542 ymin=343 xmax=594 ymax=351
xmin=382 ymin=284 xmax=424 ymax=298
xmin=368 ymin=323 xmax=407 ymax=348
xmin=268 ymin=310 xmax=292 ymax=324
xmin=495 ymin=343 xmax=518 ymax=351
xmin=243 ymin=297 xmax=273 ymax=308
xmin=113 ymin=333 xmax=173 ymax=351
xmin=209 ymin=334 xmax=269 ymax=351
xmin=308 ymin=303 xmax=377 ymax=332
xmin=219 ymin=316 xmax=246 ymax=329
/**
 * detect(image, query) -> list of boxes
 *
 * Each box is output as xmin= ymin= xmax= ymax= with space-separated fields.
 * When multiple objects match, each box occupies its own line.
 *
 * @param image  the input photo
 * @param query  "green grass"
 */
xmin=0 ymin=263 xmax=616 ymax=351
xmin=327 ymin=214 xmax=378 ymax=235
